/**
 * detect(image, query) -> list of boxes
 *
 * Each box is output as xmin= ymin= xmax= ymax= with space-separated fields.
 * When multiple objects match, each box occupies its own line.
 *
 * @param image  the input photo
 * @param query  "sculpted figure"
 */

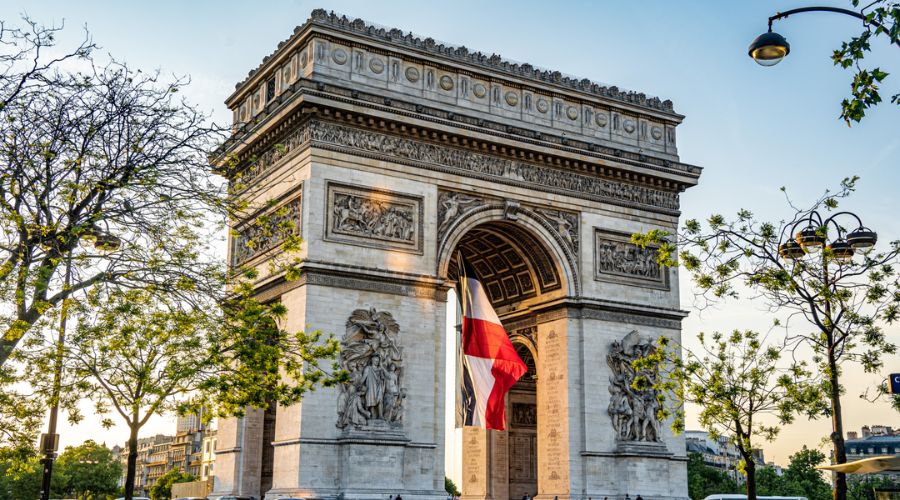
xmin=607 ymin=330 xmax=662 ymax=443
xmin=438 ymin=192 xmax=481 ymax=236
xmin=336 ymin=308 xmax=404 ymax=430
xmin=362 ymin=355 xmax=386 ymax=419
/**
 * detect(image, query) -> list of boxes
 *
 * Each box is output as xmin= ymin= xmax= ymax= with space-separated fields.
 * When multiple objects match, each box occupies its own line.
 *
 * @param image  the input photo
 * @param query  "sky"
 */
xmin=2 ymin=0 xmax=898 ymax=468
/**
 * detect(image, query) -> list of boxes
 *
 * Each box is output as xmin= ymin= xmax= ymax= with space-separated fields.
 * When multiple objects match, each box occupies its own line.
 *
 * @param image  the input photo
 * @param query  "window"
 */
xmin=205 ymin=442 xmax=210 ymax=453
xmin=883 ymin=447 xmax=889 ymax=454
xmin=266 ymin=77 xmax=276 ymax=103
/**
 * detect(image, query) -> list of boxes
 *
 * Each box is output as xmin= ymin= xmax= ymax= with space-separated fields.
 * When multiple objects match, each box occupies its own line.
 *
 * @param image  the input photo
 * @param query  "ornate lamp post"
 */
xmin=749 ymin=6 xmax=900 ymax=66
xmin=38 ymin=228 xmax=122 ymax=500
xmin=778 ymin=210 xmax=877 ymax=262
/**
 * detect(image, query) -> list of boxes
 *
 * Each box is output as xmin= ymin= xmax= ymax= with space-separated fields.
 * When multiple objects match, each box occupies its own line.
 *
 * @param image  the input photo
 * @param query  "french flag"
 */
xmin=457 ymin=253 xmax=527 ymax=430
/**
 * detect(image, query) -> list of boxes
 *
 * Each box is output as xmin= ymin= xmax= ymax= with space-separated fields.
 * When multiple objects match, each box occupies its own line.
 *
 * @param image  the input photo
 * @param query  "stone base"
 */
xmin=339 ymin=420 xmax=408 ymax=444
xmin=614 ymin=440 xmax=672 ymax=457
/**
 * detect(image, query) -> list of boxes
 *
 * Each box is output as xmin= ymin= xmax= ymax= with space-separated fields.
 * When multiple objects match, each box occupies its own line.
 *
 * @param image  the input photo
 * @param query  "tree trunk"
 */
xmin=829 ymin=348 xmax=847 ymax=500
xmin=745 ymin=458 xmax=757 ymax=500
xmin=124 ymin=424 xmax=140 ymax=500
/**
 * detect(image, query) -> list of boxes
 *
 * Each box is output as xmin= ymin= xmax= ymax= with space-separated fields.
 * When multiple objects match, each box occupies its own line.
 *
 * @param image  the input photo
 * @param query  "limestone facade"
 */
xmin=212 ymin=9 xmax=701 ymax=500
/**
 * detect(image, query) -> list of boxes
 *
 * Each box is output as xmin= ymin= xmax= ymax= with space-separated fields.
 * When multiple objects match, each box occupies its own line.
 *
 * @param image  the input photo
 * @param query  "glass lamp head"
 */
xmin=749 ymin=31 xmax=790 ymax=66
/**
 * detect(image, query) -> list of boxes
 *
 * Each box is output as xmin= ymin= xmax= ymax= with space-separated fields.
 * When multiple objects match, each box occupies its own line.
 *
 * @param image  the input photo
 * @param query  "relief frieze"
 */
xmin=594 ymin=229 xmax=667 ymax=289
xmin=326 ymin=182 xmax=423 ymax=254
xmin=230 ymin=194 xmax=302 ymax=267
xmin=309 ymin=121 xmax=679 ymax=213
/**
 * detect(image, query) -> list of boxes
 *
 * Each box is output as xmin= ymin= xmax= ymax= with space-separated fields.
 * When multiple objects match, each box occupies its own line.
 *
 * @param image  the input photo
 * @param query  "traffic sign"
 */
xmin=890 ymin=373 xmax=900 ymax=394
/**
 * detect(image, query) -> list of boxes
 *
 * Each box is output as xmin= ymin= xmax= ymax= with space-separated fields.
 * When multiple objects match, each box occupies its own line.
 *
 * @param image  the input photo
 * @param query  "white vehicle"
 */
xmin=703 ymin=496 xmax=807 ymax=500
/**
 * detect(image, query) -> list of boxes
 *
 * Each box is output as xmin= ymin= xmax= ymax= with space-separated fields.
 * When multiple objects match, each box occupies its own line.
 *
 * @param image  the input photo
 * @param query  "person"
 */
xmin=522 ymin=495 xmax=528 ymax=500
xmin=396 ymin=495 xmax=403 ymax=500
xmin=636 ymin=496 xmax=643 ymax=500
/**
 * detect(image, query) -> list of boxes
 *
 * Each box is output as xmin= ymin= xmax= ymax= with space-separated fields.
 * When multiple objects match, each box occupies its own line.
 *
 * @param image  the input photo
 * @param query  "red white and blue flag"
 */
xmin=456 ymin=253 xmax=527 ymax=430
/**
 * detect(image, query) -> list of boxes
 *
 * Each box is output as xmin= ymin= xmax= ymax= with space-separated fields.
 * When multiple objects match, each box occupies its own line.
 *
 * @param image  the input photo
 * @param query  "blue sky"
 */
xmin=4 ymin=1 xmax=898 ymax=465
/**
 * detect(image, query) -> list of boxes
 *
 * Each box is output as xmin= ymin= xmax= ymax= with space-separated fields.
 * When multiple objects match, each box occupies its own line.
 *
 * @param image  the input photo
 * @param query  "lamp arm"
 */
xmin=768 ymin=6 xmax=900 ymax=48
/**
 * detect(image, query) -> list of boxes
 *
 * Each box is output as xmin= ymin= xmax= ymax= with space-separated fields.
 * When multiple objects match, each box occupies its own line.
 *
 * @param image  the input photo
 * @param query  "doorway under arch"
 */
xmin=443 ymin=215 xmax=570 ymax=500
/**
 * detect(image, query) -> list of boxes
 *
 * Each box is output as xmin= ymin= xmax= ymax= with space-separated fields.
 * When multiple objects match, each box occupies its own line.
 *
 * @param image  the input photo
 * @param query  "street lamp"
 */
xmin=38 ymin=228 xmax=122 ymax=500
xmin=777 ymin=210 xmax=877 ymax=263
xmin=749 ymin=6 xmax=900 ymax=66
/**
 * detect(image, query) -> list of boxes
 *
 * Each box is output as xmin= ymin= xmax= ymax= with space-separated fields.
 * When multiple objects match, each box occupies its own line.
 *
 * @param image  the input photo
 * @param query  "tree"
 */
xmin=445 ymin=476 xmax=461 ymax=497
xmin=848 ymin=475 xmax=900 ymax=500
xmin=56 ymin=280 xmax=342 ymax=500
xmin=0 ymin=16 xmax=227 ymax=368
xmin=55 ymin=439 xmax=121 ymax=498
xmin=0 ymin=446 xmax=65 ymax=500
xmin=686 ymin=452 xmax=741 ymax=500
xmin=638 ymin=329 xmax=823 ymax=500
xmin=832 ymin=1 xmax=900 ymax=124
xmin=780 ymin=447 xmax=833 ymax=500
xmin=755 ymin=465 xmax=787 ymax=496
xmin=148 ymin=468 xmax=195 ymax=500
xmin=634 ymin=177 xmax=900 ymax=500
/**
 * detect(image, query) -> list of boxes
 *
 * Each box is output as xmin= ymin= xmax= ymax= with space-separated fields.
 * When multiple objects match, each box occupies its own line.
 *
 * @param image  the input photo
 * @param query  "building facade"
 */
xmin=213 ymin=9 xmax=702 ymax=500
xmin=845 ymin=426 xmax=900 ymax=481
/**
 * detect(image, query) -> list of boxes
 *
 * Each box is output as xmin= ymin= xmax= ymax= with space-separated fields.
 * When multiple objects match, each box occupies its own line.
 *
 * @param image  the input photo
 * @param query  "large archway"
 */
xmin=442 ymin=215 xmax=570 ymax=500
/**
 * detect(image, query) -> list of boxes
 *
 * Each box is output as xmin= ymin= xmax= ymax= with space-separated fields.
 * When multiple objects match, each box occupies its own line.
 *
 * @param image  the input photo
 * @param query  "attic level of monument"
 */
xmin=229 ymin=10 xmax=678 ymax=117
xmin=216 ymin=91 xmax=699 ymax=217
xmin=220 ymin=10 xmax=699 ymax=172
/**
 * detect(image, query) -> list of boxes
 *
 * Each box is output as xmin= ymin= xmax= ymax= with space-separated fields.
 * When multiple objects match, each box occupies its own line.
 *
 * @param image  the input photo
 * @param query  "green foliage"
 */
xmin=445 ymin=476 xmax=461 ymax=496
xmin=148 ymin=468 xmax=195 ymax=500
xmin=832 ymin=1 xmax=900 ymax=124
xmin=687 ymin=452 xmax=740 ymax=500
xmin=0 ymin=15 xmax=228 ymax=369
xmin=781 ymin=447 xmax=834 ymax=500
xmin=0 ymin=447 xmax=43 ymax=500
xmin=634 ymin=178 xmax=900 ymax=499
xmin=55 ymin=440 xmax=122 ymax=498
xmin=0 ymin=442 xmax=120 ymax=500
xmin=637 ymin=329 xmax=824 ymax=499
xmin=848 ymin=475 xmax=900 ymax=500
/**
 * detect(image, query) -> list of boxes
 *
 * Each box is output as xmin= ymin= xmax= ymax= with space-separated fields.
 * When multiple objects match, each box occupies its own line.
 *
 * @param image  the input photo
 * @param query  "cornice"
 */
xmin=217 ymin=79 xmax=700 ymax=191
xmin=227 ymin=9 xmax=679 ymax=117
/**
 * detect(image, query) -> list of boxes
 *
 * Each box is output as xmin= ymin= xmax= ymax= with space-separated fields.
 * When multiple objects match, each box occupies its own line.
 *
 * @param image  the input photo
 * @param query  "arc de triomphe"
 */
xmin=213 ymin=9 xmax=700 ymax=500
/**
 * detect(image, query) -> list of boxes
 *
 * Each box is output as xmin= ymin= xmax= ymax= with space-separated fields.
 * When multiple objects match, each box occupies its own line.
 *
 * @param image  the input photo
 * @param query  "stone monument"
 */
xmin=212 ymin=9 xmax=701 ymax=500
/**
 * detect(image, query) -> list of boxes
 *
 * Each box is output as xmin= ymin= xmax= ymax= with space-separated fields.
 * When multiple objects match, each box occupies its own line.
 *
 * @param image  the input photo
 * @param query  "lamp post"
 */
xmin=748 ymin=6 xmax=900 ymax=66
xmin=776 ymin=210 xmax=877 ymax=500
xmin=38 ymin=229 xmax=122 ymax=500
xmin=777 ymin=210 xmax=877 ymax=262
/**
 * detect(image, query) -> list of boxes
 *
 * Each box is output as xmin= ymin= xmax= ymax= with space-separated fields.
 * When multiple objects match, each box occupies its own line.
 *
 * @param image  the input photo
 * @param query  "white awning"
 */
xmin=817 ymin=455 xmax=900 ymax=474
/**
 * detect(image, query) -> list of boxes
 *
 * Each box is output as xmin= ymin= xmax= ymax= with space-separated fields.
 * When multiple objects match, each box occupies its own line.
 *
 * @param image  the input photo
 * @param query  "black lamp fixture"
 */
xmin=779 ymin=210 xmax=877 ymax=264
xmin=749 ymin=6 xmax=900 ymax=66
xmin=748 ymin=31 xmax=790 ymax=67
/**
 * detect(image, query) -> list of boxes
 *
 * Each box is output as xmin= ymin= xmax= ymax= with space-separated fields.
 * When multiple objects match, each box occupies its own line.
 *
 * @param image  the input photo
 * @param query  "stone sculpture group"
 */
xmin=336 ymin=308 xmax=405 ymax=430
xmin=607 ymin=330 xmax=662 ymax=443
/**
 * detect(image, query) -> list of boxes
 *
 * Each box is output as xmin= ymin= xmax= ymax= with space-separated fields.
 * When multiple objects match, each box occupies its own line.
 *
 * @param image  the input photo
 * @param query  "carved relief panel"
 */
xmin=336 ymin=308 xmax=404 ymax=431
xmin=607 ymin=330 xmax=663 ymax=444
xmin=325 ymin=182 xmax=424 ymax=254
xmin=230 ymin=188 xmax=302 ymax=267
xmin=594 ymin=229 xmax=668 ymax=289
